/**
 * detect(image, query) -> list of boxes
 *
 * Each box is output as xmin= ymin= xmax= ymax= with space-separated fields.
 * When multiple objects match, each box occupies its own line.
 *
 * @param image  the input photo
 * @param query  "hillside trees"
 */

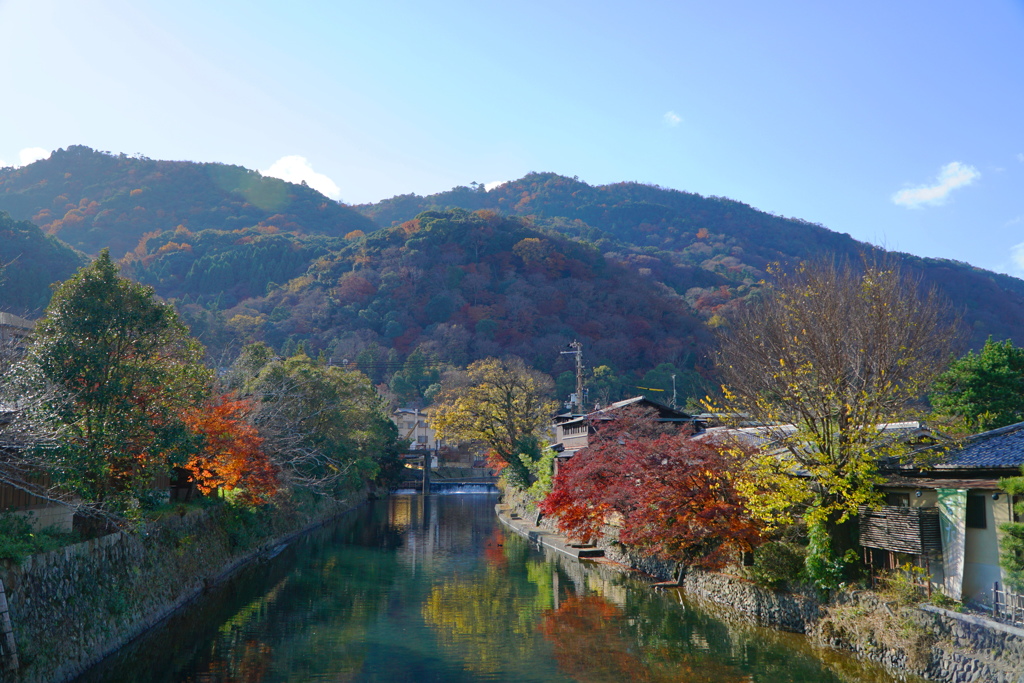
xmin=30 ymin=250 xmax=212 ymax=511
xmin=0 ymin=145 xmax=375 ymax=258
xmin=716 ymin=259 xmax=960 ymax=580
xmin=930 ymin=338 xmax=1024 ymax=431
xmin=431 ymin=356 xmax=557 ymax=487
xmin=0 ymin=210 xmax=85 ymax=314
xmin=251 ymin=208 xmax=709 ymax=380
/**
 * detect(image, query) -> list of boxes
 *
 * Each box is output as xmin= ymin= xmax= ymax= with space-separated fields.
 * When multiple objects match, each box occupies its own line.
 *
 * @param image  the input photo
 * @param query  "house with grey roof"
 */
xmin=865 ymin=421 xmax=1024 ymax=604
xmin=551 ymin=396 xmax=705 ymax=467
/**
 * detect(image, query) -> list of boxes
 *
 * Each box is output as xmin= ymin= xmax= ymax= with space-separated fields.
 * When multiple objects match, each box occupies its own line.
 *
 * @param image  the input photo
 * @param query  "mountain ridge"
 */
xmin=1 ymin=149 xmax=1022 ymax=407
xmin=358 ymin=172 xmax=1024 ymax=348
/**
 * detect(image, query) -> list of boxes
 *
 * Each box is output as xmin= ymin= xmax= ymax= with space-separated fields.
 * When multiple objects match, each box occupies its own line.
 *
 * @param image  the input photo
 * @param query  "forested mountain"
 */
xmin=121 ymin=226 xmax=348 ymax=311
xmin=178 ymin=209 xmax=711 ymax=394
xmin=3 ymin=148 xmax=1024 ymax=408
xmin=0 ymin=146 xmax=375 ymax=258
xmin=359 ymin=173 xmax=1024 ymax=347
xmin=0 ymin=210 xmax=86 ymax=315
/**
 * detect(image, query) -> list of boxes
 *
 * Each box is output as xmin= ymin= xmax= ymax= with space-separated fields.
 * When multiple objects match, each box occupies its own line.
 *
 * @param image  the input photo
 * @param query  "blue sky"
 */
xmin=2 ymin=0 xmax=1023 ymax=276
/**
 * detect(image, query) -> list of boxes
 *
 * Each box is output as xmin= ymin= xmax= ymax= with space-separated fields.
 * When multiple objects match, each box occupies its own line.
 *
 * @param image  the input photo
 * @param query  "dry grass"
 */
xmin=812 ymin=570 xmax=937 ymax=669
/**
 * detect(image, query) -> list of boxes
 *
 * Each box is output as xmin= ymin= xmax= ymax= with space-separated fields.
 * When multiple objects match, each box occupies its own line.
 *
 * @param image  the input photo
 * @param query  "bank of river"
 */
xmin=74 ymin=492 xmax=906 ymax=682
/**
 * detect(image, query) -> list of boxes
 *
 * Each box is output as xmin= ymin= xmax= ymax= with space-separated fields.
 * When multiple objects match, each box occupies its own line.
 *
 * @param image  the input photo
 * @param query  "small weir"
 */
xmin=393 ymin=481 xmax=499 ymax=495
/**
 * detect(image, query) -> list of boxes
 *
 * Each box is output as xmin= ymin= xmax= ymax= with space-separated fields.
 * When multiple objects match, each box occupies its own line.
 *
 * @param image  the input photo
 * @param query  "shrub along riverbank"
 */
xmin=0 ymin=491 xmax=370 ymax=683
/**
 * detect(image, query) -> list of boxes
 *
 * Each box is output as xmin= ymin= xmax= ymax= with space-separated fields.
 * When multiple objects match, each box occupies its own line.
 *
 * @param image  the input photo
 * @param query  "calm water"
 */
xmin=76 ymin=493 xmax=904 ymax=683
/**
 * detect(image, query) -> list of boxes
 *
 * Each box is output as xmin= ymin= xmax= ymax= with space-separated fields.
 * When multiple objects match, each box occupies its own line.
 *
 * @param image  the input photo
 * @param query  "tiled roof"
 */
xmin=558 ymin=396 xmax=697 ymax=427
xmin=935 ymin=421 xmax=1024 ymax=470
xmin=0 ymin=312 xmax=34 ymax=330
xmin=883 ymin=475 xmax=1002 ymax=490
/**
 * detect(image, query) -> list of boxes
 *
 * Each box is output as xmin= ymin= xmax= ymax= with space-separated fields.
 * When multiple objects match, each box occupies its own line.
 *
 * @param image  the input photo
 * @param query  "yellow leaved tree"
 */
xmin=714 ymin=259 xmax=961 ymax=588
xmin=431 ymin=356 xmax=557 ymax=488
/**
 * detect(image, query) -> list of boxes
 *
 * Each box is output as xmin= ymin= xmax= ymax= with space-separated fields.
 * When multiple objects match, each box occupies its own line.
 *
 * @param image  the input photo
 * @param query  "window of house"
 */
xmin=885 ymin=492 xmax=910 ymax=507
xmin=966 ymin=494 xmax=987 ymax=529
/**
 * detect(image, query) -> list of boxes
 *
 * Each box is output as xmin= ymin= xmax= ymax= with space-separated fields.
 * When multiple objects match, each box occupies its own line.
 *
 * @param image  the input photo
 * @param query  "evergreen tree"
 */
xmin=999 ymin=468 xmax=1024 ymax=591
xmin=31 ymin=250 xmax=211 ymax=511
xmin=931 ymin=338 xmax=1024 ymax=431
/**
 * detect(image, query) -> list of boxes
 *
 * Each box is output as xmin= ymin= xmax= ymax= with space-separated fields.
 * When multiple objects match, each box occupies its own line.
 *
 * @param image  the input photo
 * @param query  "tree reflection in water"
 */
xmin=540 ymin=594 xmax=746 ymax=683
xmin=184 ymin=640 xmax=272 ymax=683
xmin=73 ymin=496 xmax=902 ymax=683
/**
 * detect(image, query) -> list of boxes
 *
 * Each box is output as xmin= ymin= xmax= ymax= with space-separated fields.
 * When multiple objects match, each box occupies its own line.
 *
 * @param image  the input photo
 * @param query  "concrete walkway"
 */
xmin=495 ymin=504 xmax=604 ymax=559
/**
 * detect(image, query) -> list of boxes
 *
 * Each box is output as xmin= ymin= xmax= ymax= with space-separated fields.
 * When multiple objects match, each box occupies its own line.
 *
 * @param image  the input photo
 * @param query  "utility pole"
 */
xmin=561 ymin=340 xmax=584 ymax=413
xmin=419 ymin=408 xmax=430 ymax=494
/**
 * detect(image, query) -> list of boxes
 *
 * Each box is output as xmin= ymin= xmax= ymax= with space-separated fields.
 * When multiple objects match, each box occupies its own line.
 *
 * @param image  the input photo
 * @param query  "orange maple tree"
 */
xmin=183 ymin=394 xmax=278 ymax=504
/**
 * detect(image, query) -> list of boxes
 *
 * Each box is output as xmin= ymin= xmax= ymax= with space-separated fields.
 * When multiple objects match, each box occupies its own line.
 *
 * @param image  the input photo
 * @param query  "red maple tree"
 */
xmin=540 ymin=408 xmax=761 ymax=570
xmin=183 ymin=394 xmax=278 ymax=504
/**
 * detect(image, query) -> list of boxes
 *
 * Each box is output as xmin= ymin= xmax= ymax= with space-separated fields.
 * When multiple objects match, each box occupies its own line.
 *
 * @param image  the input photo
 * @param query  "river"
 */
xmin=75 ymin=491 xmax=905 ymax=682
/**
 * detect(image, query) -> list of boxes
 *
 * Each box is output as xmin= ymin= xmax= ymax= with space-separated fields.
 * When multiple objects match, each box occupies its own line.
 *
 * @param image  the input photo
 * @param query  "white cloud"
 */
xmin=260 ymin=155 xmax=342 ymax=200
xmin=1 ymin=147 xmax=50 ymax=169
xmin=484 ymin=180 xmax=506 ymax=191
xmin=1012 ymin=241 xmax=1024 ymax=272
xmin=19 ymin=147 xmax=49 ymax=166
xmin=663 ymin=111 xmax=682 ymax=127
xmin=891 ymin=161 xmax=980 ymax=208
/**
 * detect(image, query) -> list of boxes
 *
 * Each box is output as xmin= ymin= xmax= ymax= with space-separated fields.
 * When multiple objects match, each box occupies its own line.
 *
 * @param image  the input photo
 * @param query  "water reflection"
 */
xmin=76 ymin=494 xmax=906 ymax=683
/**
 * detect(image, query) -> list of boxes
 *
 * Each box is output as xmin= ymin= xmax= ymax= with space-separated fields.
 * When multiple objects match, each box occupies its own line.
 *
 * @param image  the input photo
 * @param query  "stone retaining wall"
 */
xmin=681 ymin=569 xmax=822 ymax=634
xmin=814 ymin=591 xmax=1024 ymax=683
xmin=0 ymin=495 xmax=362 ymax=683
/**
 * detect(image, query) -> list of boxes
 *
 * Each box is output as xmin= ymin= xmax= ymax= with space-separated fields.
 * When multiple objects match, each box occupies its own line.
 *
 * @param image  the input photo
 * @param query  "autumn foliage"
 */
xmin=540 ymin=409 xmax=760 ymax=569
xmin=183 ymin=394 xmax=278 ymax=504
xmin=539 ymin=594 xmax=748 ymax=683
xmin=539 ymin=595 xmax=650 ymax=682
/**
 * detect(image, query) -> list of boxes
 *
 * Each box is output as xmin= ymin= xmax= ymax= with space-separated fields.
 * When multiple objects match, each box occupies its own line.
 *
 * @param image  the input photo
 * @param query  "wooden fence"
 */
xmin=0 ymin=478 xmax=51 ymax=511
xmin=992 ymin=582 xmax=1024 ymax=627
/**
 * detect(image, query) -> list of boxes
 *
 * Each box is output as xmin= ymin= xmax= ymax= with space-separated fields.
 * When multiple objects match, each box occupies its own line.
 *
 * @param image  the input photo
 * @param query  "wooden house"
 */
xmin=0 ymin=312 xmax=33 ymax=365
xmin=0 ymin=313 xmax=76 ymax=530
xmin=866 ymin=421 xmax=1024 ymax=603
xmin=551 ymin=396 xmax=705 ymax=470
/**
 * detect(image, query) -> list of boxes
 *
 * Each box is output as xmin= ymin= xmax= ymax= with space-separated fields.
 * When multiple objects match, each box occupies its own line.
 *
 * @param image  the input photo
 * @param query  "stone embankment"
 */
xmin=0 ymin=495 xmax=364 ymax=683
xmin=498 ymin=498 xmax=1024 ymax=683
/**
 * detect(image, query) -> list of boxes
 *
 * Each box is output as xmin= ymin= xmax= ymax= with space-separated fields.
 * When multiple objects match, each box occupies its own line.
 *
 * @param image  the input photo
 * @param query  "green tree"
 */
xmin=237 ymin=346 xmax=403 ymax=495
xmin=431 ymin=357 xmax=557 ymax=487
xmin=30 ymin=250 xmax=211 ymax=511
xmin=388 ymin=348 xmax=441 ymax=406
xmin=715 ymin=259 xmax=960 ymax=586
xmin=999 ymin=468 xmax=1024 ymax=591
xmin=931 ymin=338 xmax=1024 ymax=432
xmin=588 ymin=365 xmax=623 ymax=407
